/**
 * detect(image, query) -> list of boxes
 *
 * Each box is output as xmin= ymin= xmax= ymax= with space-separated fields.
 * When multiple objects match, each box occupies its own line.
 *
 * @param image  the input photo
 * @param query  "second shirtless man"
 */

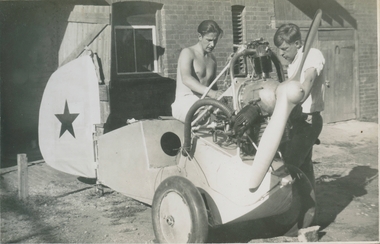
xmin=171 ymin=20 xmax=224 ymax=122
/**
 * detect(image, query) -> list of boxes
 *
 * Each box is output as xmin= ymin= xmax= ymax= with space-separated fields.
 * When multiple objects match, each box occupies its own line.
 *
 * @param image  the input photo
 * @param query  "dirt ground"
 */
xmin=0 ymin=120 xmax=378 ymax=243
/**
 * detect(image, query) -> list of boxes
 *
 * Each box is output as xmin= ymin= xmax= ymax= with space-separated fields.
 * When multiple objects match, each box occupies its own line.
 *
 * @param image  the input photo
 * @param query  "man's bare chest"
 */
xmin=193 ymin=57 xmax=215 ymax=84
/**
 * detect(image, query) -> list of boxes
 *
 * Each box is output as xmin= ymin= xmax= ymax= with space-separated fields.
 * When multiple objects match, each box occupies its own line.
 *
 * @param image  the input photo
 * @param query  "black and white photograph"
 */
xmin=0 ymin=0 xmax=378 ymax=243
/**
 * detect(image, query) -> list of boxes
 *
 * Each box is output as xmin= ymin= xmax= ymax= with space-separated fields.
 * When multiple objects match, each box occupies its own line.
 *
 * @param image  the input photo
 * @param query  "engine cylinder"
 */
xmin=253 ymin=56 xmax=273 ymax=77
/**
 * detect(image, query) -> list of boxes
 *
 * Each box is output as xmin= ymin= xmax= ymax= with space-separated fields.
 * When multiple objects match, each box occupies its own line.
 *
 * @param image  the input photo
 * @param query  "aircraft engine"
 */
xmin=230 ymin=39 xmax=289 ymax=154
xmin=183 ymin=39 xmax=289 ymax=157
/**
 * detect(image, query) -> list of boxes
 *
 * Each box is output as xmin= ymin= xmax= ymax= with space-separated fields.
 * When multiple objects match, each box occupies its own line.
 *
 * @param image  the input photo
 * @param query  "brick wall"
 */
xmin=161 ymin=0 xmax=234 ymax=79
xmin=160 ymin=0 xmax=277 ymax=79
xmin=159 ymin=0 xmax=378 ymax=121
xmin=1 ymin=0 xmax=377 ymax=162
xmin=354 ymin=0 xmax=378 ymax=120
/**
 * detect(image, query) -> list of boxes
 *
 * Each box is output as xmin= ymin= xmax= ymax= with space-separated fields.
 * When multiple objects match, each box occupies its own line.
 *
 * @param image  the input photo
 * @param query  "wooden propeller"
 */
xmin=248 ymin=9 xmax=323 ymax=192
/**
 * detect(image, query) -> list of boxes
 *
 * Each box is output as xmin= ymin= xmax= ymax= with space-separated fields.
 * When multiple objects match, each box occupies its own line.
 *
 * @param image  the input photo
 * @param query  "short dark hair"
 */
xmin=197 ymin=20 xmax=223 ymax=38
xmin=273 ymin=23 xmax=301 ymax=47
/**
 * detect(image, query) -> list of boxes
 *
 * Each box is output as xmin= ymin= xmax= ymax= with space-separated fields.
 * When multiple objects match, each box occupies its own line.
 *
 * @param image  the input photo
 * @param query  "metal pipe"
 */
xmin=182 ymin=99 xmax=233 ymax=156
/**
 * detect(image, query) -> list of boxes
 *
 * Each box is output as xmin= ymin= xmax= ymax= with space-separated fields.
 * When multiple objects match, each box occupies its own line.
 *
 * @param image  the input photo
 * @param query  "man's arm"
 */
xmin=299 ymin=48 xmax=325 ymax=103
xmin=300 ymin=67 xmax=317 ymax=103
xmin=178 ymin=48 xmax=219 ymax=98
xmin=208 ymin=54 xmax=217 ymax=87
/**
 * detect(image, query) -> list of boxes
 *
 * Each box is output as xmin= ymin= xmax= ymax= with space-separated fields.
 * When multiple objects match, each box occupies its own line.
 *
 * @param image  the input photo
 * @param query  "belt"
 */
xmin=302 ymin=111 xmax=320 ymax=116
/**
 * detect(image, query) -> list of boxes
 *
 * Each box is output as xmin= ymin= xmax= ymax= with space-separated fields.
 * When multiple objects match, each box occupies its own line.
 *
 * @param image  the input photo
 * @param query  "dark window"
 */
xmin=112 ymin=1 xmax=163 ymax=76
xmin=115 ymin=26 xmax=157 ymax=74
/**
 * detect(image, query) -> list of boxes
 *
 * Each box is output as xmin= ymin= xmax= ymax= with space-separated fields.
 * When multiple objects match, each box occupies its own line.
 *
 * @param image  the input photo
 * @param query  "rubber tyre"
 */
xmin=152 ymin=176 xmax=208 ymax=243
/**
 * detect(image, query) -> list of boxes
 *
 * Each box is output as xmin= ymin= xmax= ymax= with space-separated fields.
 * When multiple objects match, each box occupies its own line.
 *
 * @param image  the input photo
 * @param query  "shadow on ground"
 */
xmin=315 ymin=165 xmax=378 ymax=230
xmin=206 ymin=165 xmax=378 ymax=243
xmin=0 ymin=179 xmax=63 ymax=243
xmin=207 ymin=218 xmax=278 ymax=243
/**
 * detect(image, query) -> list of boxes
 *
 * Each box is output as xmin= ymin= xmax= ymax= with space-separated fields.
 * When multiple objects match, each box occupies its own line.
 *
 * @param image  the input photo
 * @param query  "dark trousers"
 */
xmin=283 ymin=112 xmax=323 ymax=188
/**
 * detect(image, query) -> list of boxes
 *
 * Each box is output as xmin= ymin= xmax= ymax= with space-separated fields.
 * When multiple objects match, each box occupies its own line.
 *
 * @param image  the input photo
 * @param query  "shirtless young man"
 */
xmin=171 ymin=20 xmax=224 ymax=122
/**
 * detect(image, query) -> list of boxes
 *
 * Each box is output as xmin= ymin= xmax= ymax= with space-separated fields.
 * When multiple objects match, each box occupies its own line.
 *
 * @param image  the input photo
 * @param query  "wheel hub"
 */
xmin=164 ymin=215 xmax=175 ymax=227
xmin=159 ymin=191 xmax=192 ymax=243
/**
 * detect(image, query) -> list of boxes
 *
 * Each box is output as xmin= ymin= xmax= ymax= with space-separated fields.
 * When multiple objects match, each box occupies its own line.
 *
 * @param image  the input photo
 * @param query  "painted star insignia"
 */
xmin=55 ymin=100 xmax=79 ymax=138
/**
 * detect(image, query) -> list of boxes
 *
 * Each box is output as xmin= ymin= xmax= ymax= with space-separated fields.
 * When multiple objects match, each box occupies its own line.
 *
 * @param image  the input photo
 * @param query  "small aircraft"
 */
xmin=39 ymin=10 xmax=323 ymax=243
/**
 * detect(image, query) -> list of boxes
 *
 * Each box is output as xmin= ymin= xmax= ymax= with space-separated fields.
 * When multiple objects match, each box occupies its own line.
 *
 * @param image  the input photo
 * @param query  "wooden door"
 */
xmin=59 ymin=5 xmax=112 ymax=123
xmin=59 ymin=5 xmax=111 ymax=79
xmin=273 ymin=0 xmax=358 ymax=123
xmin=319 ymin=30 xmax=356 ymax=123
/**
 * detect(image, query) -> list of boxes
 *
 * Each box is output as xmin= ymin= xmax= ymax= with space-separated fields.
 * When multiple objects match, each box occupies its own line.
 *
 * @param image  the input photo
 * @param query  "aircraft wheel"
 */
xmin=264 ymin=165 xmax=316 ymax=236
xmin=152 ymin=176 xmax=208 ymax=243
